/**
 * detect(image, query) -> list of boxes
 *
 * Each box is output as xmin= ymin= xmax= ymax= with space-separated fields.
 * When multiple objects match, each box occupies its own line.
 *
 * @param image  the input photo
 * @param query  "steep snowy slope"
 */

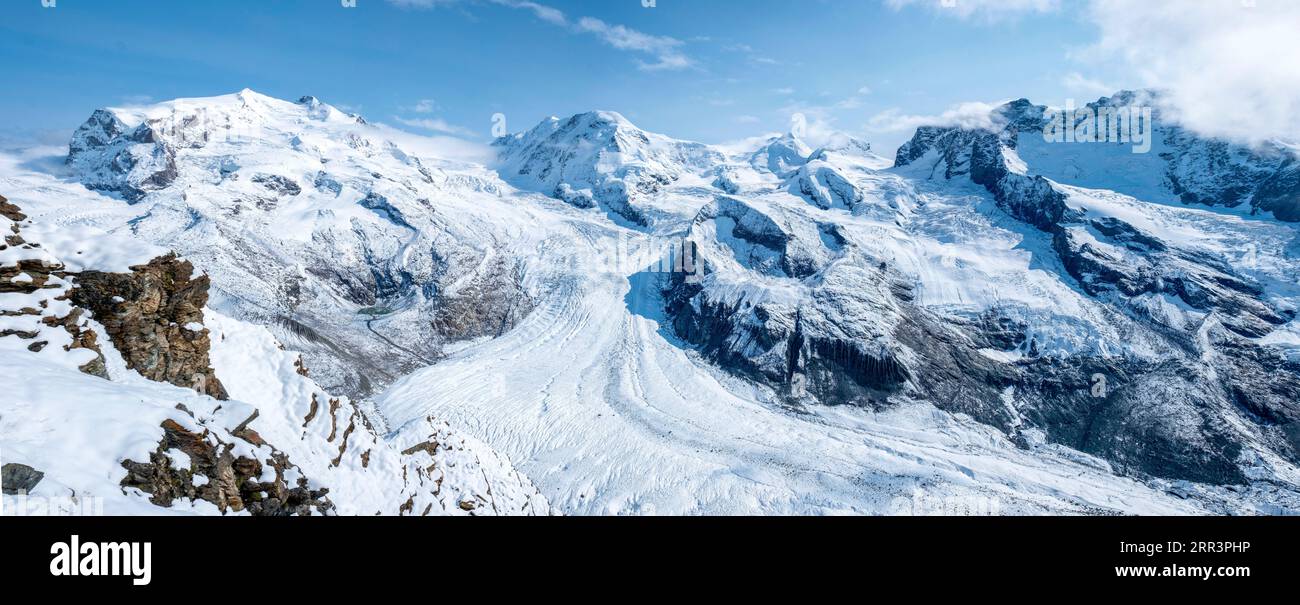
xmin=6 ymin=90 xmax=1300 ymax=515
xmin=494 ymin=111 xmax=723 ymax=227
xmin=57 ymin=90 xmax=535 ymax=400
xmin=993 ymin=91 xmax=1300 ymax=221
xmin=0 ymin=197 xmax=548 ymax=515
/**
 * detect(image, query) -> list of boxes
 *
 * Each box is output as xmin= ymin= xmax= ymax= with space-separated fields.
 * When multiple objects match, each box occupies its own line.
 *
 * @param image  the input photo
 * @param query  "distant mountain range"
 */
xmin=3 ymin=88 xmax=1299 ymax=515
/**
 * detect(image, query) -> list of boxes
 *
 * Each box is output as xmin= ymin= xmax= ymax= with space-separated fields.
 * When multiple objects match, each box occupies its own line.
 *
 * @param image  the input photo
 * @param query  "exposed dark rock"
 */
xmin=883 ymin=113 xmax=1300 ymax=485
xmin=0 ymin=200 xmax=109 ymax=377
xmin=120 ymin=418 xmax=332 ymax=516
xmin=252 ymin=173 xmax=302 ymax=196
xmin=1254 ymin=158 xmax=1300 ymax=222
xmin=430 ymin=255 xmax=533 ymax=341
xmin=0 ymin=194 xmax=25 ymax=221
xmin=41 ymin=306 xmax=109 ymax=378
xmin=0 ymin=259 xmax=63 ymax=293
xmin=1 ymin=463 xmax=44 ymax=495
xmin=71 ymin=254 xmax=228 ymax=399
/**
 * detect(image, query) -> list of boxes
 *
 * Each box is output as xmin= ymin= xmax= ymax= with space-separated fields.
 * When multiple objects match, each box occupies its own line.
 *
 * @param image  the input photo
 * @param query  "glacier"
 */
xmin=3 ymin=89 xmax=1300 ymax=515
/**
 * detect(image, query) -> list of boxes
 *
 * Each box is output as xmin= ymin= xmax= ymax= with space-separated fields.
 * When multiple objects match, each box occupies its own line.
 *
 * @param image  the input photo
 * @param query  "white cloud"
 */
xmin=889 ymin=0 xmax=1300 ymax=144
xmin=734 ymin=115 xmax=761 ymax=124
xmin=885 ymin=0 xmax=1059 ymax=21
xmin=865 ymin=101 xmax=1004 ymax=133
xmin=394 ymin=116 xmax=480 ymax=138
xmin=408 ymin=99 xmax=439 ymax=113
xmin=772 ymin=87 xmax=795 ymax=95
xmin=390 ymin=0 xmax=562 ymax=24
xmin=503 ymin=0 xmax=566 ymax=26
xmin=389 ymin=0 xmax=693 ymax=71
xmin=1082 ymin=0 xmax=1300 ymax=145
xmin=575 ymin=17 xmax=693 ymax=71
xmin=775 ymin=103 xmax=849 ymax=148
xmin=1060 ymin=72 xmax=1113 ymax=97
xmin=372 ymin=122 xmax=495 ymax=164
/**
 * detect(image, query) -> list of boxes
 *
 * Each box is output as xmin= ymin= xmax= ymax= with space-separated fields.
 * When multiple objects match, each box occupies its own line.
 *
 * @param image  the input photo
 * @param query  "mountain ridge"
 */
xmin=4 ymin=89 xmax=1300 ymax=515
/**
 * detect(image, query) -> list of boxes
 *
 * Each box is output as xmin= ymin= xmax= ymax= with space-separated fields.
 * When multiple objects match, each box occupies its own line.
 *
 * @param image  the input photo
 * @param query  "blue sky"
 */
xmin=0 ymin=0 xmax=1159 ymax=153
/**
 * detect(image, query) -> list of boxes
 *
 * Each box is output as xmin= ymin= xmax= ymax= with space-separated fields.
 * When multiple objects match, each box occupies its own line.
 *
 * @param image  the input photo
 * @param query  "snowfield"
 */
xmin=4 ymin=90 xmax=1300 ymax=515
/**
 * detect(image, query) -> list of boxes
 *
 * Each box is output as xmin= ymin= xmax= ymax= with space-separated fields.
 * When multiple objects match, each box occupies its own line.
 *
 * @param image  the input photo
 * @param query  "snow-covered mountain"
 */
xmin=4 ymin=89 xmax=1300 ymax=515
xmin=0 ymin=195 xmax=547 ymax=515
xmin=494 ymin=110 xmax=722 ymax=226
xmin=60 ymin=90 xmax=535 ymax=400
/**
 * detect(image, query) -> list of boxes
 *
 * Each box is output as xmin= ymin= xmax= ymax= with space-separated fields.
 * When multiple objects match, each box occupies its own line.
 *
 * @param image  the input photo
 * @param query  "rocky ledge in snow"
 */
xmin=0 ymin=197 xmax=549 ymax=515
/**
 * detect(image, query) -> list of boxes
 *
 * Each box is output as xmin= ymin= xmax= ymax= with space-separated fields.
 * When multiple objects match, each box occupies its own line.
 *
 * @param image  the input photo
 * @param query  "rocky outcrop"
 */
xmin=0 ymin=194 xmax=25 ymax=221
xmin=895 ymin=124 xmax=1076 ymax=231
xmin=121 ymin=415 xmax=332 ymax=516
xmin=71 ymin=254 xmax=228 ymax=399
xmin=1 ymin=463 xmax=45 ymax=495
xmin=1253 ymin=158 xmax=1300 ymax=222
xmin=430 ymin=255 xmax=533 ymax=341
xmin=895 ymin=114 xmax=1287 ymax=339
xmin=884 ymin=108 xmax=1300 ymax=485
xmin=251 ymin=173 xmax=302 ymax=196
xmin=0 ymin=197 xmax=108 ymax=377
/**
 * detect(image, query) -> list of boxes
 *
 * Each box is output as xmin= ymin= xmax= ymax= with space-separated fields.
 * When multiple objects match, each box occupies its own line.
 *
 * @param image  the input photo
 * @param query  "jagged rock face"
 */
xmin=983 ymin=91 xmax=1300 ymax=221
xmin=885 ymin=101 xmax=1300 ymax=484
xmin=896 ymin=124 xmax=1074 ymax=231
xmin=1254 ymin=159 xmax=1300 ymax=222
xmin=0 ymin=194 xmax=25 ymax=222
xmin=121 ymin=416 xmax=332 ymax=516
xmin=430 ymin=256 xmax=533 ymax=341
xmin=895 ymin=114 xmax=1288 ymax=339
xmin=71 ymin=254 xmax=228 ymax=399
xmin=664 ymin=249 xmax=1019 ymax=426
xmin=666 ymin=196 xmax=1014 ymax=417
xmin=1 ymin=463 xmax=45 ymax=495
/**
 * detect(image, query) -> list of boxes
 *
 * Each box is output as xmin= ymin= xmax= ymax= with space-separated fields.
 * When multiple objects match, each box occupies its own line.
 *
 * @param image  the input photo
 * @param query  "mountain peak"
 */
xmin=750 ymin=132 xmax=812 ymax=174
xmin=572 ymin=110 xmax=634 ymax=127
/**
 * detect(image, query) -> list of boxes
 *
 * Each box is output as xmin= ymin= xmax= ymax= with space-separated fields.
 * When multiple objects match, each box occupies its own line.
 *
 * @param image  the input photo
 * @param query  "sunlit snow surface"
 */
xmin=4 ymin=91 xmax=1299 ymax=515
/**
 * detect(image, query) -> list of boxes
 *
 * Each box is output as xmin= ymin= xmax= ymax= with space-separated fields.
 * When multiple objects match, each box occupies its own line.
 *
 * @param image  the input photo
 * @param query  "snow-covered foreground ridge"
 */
xmin=3 ymin=89 xmax=1300 ymax=515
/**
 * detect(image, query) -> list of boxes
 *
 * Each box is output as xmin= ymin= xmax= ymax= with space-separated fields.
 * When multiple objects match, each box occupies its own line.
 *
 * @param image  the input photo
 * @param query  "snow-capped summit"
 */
xmin=8 ymin=89 xmax=1300 ymax=516
xmin=748 ymin=132 xmax=812 ymax=175
xmin=924 ymin=90 xmax=1300 ymax=222
xmin=59 ymin=91 xmax=535 ymax=399
xmin=495 ymin=110 xmax=723 ymax=225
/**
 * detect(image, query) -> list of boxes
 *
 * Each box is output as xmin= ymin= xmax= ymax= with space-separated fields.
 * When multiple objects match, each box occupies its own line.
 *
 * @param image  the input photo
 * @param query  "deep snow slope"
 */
xmin=0 ymin=195 xmax=548 ymax=515
xmin=54 ymin=90 xmax=537 ymax=400
xmin=4 ymin=89 xmax=1300 ymax=515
